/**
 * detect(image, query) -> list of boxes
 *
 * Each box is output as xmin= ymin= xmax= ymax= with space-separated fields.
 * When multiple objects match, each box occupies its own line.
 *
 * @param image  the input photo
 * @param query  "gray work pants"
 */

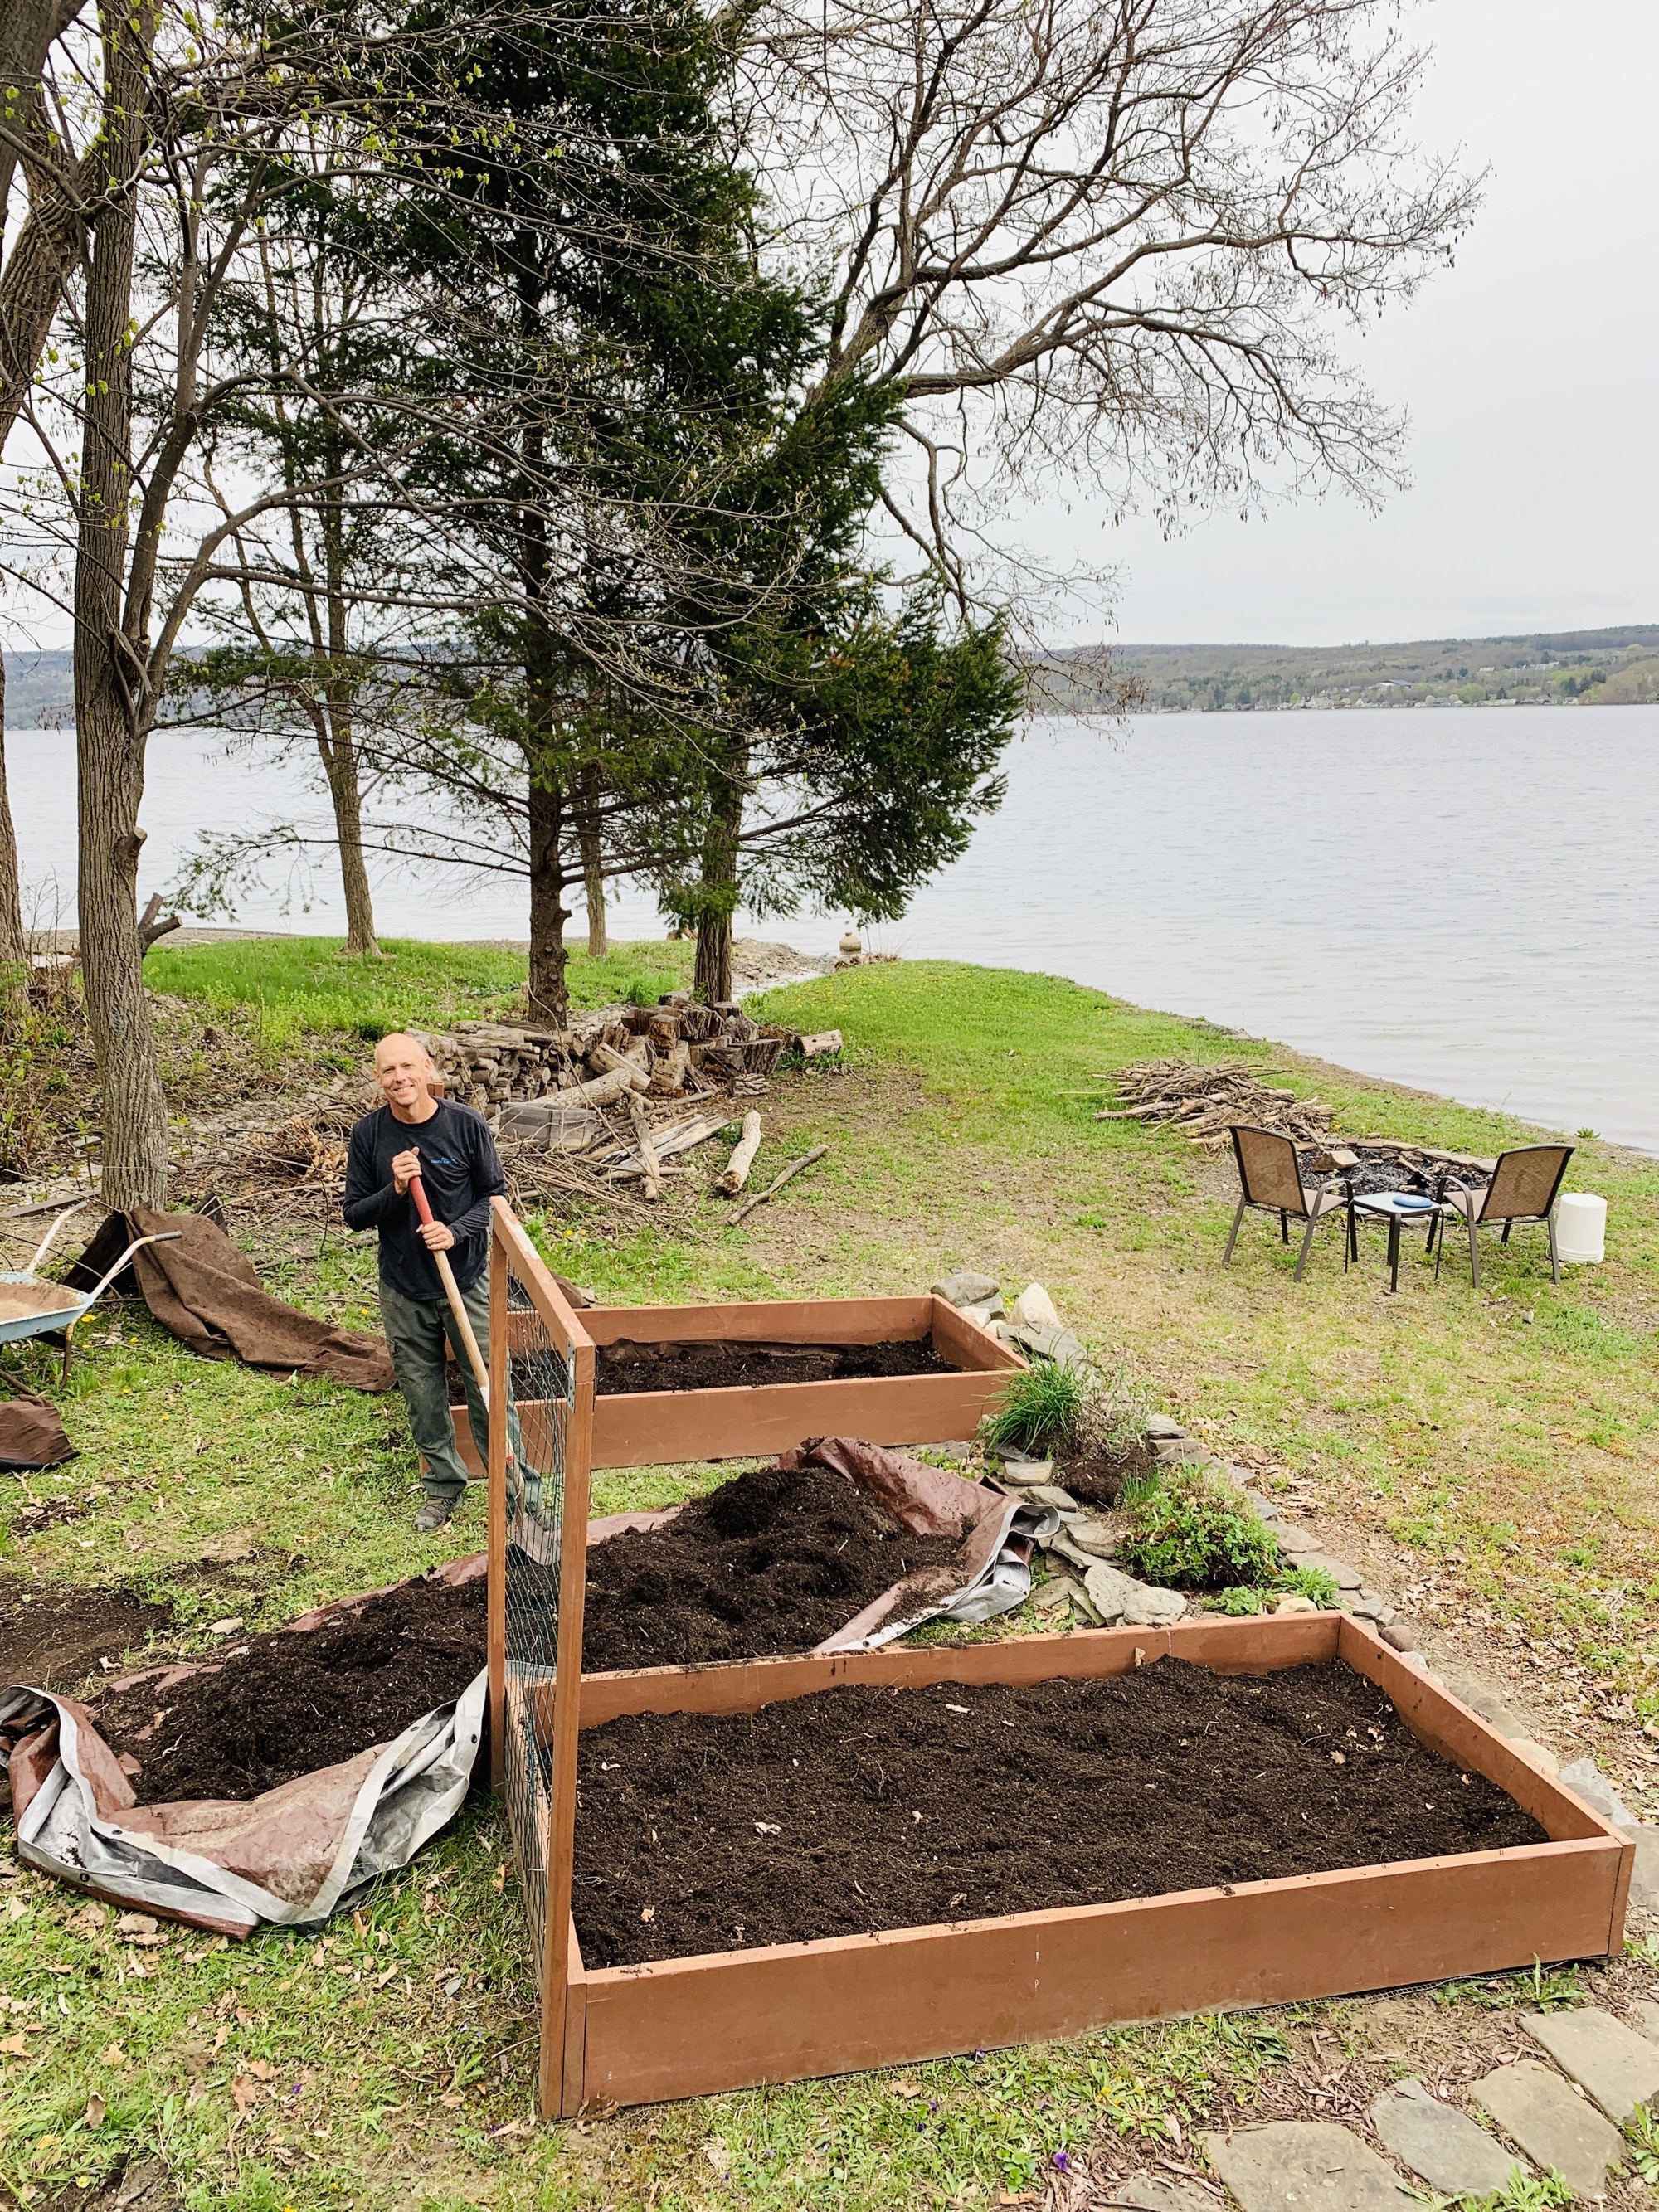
xmin=379 ymin=1275 xmax=492 ymax=1505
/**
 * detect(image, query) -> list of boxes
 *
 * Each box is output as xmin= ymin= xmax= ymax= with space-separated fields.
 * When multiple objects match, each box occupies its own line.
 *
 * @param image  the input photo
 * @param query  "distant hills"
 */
xmin=9 ymin=625 xmax=1659 ymax=727
xmin=1043 ymin=625 xmax=1659 ymax=713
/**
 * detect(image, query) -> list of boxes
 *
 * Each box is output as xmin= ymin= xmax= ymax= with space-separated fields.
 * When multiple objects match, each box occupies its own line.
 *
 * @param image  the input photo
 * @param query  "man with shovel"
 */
xmin=343 ymin=1033 xmax=504 ymax=1532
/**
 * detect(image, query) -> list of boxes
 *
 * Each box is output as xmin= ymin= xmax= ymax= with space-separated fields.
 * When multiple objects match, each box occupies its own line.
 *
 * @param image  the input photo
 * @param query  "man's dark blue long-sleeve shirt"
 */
xmin=343 ymin=1100 xmax=504 ymax=1300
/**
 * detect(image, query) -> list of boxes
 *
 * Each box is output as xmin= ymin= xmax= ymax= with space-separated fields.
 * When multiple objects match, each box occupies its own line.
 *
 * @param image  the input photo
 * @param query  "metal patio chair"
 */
xmin=1432 ymin=1142 xmax=1574 ymax=1287
xmin=1224 ymin=1125 xmax=1355 ymax=1282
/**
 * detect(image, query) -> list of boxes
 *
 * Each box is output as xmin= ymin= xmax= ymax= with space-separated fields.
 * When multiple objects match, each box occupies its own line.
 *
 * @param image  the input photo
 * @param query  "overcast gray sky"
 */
xmin=1031 ymin=0 xmax=1659 ymax=646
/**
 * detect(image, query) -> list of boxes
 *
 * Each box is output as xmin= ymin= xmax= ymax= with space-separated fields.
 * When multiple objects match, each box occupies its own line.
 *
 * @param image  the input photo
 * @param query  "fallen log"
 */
xmin=628 ymin=1096 xmax=663 ymax=1201
xmin=729 ymin=1144 xmax=827 ymax=1227
xmin=716 ymin=1111 xmax=762 ymax=1196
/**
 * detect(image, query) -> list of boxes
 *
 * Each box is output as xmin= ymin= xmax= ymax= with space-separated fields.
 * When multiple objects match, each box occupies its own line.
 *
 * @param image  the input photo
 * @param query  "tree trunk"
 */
xmin=693 ymin=741 xmax=746 ymax=1004
xmin=0 ymin=664 xmax=26 ymax=976
xmin=319 ymin=522 xmax=379 ymax=958
xmin=320 ymin=722 xmax=379 ymax=957
xmin=577 ymin=759 xmax=606 ymax=960
xmin=74 ymin=0 xmax=168 ymax=1208
xmin=526 ymin=770 xmax=569 ymax=1023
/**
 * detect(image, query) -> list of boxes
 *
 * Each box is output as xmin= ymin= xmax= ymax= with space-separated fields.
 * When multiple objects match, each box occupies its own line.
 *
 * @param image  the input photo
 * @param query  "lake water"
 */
xmin=7 ymin=704 xmax=1657 ymax=1151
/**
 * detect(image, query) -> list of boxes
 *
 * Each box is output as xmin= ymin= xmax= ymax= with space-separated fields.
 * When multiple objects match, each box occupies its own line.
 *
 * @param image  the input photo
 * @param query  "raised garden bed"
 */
xmin=533 ymin=1615 xmax=1631 ymax=2112
xmin=581 ymin=1457 xmax=971 ymax=1673
xmin=454 ymin=1295 xmax=1024 ymax=1474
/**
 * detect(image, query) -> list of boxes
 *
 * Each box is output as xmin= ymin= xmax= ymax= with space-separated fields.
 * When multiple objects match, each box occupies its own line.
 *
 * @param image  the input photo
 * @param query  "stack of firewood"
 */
xmin=1098 ymin=1061 xmax=1335 ymax=1149
xmin=417 ymin=996 xmax=789 ymax=1116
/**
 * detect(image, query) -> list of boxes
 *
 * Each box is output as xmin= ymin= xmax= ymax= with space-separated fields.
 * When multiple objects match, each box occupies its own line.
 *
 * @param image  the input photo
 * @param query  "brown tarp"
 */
xmin=1 ymin=1558 xmax=485 ymax=1933
xmin=70 ymin=1208 xmax=393 ymax=1392
xmin=0 ymin=1382 xmax=73 ymax=1470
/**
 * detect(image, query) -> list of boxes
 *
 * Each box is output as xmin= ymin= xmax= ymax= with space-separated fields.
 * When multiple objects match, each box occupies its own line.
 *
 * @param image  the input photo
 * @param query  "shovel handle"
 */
xmin=407 ymin=1170 xmax=489 ymax=1403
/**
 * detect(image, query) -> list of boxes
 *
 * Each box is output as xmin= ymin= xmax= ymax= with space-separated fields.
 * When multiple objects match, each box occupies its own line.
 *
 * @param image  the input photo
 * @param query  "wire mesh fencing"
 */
xmin=488 ymin=1205 xmax=593 ymax=2026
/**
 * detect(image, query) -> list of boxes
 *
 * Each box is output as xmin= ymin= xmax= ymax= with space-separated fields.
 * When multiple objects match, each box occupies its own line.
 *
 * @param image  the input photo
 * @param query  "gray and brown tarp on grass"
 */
xmin=70 ymin=1207 xmax=393 ymax=1391
xmin=586 ymin=1437 xmax=1044 ymax=1655
xmin=0 ymin=1561 xmax=483 ymax=1934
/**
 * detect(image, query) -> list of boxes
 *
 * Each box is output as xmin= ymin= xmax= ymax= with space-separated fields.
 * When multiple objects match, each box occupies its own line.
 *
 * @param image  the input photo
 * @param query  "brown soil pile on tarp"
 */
xmin=0 ymin=1577 xmax=169 ymax=1690
xmin=93 ymin=1575 xmax=484 ymax=1803
xmin=583 ymin=1456 xmax=974 ymax=1672
xmin=0 ymin=1383 xmax=73 ymax=1471
xmin=70 ymin=1208 xmax=393 ymax=1390
xmin=594 ymin=1336 xmax=956 ymax=1394
xmin=573 ymin=1658 xmax=1548 ymax=1966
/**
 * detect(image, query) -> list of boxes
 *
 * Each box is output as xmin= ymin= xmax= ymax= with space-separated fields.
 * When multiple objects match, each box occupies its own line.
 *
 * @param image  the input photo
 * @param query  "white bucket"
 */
xmin=1555 ymin=1193 xmax=1607 ymax=1264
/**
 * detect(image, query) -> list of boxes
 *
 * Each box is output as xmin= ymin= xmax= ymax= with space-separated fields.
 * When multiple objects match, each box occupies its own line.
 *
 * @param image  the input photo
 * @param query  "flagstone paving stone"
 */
xmin=1204 ymin=2122 xmax=1416 ymax=2210
xmin=1368 ymin=2077 xmax=1522 ymax=2197
xmin=1472 ymin=2059 xmax=1624 ymax=2195
xmin=1521 ymin=2005 xmax=1659 ymax=2122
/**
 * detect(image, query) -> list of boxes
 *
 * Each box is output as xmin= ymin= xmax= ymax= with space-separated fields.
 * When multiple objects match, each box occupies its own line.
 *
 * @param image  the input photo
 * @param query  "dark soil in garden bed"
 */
xmin=1053 ymin=1438 xmax=1159 ymax=1510
xmin=572 ymin=1658 xmax=1547 ymax=1966
xmin=92 ymin=1574 xmax=484 ymax=1804
xmin=594 ymin=1336 xmax=957 ymax=1394
xmin=0 ymin=1576 xmax=172 ymax=1691
xmin=583 ymin=1461 xmax=970 ymax=1673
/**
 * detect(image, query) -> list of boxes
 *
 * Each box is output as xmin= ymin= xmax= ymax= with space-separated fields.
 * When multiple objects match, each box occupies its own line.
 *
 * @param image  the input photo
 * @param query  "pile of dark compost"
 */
xmin=595 ymin=1336 xmax=956 ymax=1395
xmin=93 ymin=1575 xmax=484 ymax=1805
xmin=572 ymin=1658 xmax=1546 ymax=1966
xmin=0 ymin=1577 xmax=172 ymax=1691
xmin=1053 ymin=1438 xmax=1158 ymax=1510
xmin=583 ymin=1461 xmax=968 ymax=1673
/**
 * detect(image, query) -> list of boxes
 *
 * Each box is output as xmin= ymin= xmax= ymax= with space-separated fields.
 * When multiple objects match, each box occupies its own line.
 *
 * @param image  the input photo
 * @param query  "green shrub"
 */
xmin=1214 ymin=1587 xmax=1264 ymax=1616
xmin=981 ymin=1363 xmax=1086 ymax=1456
xmin=1117 ymin=1468 xmax=1282 ymax=1592
xmin=1279 ymin=1563 xmax=1339 ymax=1607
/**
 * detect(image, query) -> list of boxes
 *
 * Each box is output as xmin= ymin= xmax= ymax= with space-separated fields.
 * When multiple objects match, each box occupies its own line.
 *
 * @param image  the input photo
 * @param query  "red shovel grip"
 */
xmin=407 ymin=1169 xmax=435 ymax=1228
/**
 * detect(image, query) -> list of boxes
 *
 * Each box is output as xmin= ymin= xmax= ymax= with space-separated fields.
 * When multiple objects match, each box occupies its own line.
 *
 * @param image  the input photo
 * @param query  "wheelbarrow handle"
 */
xmin=26 ymin=1200 xmax=88 ymax=1276
xmin=76 ymin=1229 xmax=184 ymax=1313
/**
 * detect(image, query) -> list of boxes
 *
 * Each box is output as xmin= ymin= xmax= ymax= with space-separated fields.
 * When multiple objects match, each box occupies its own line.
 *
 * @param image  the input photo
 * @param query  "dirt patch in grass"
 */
xmin=93 ymin=1574 xmax=484 ymax=1804
xmin=594 ymin=1336 xmax=956 ymax=1394
xmin=0 ymin=1576 xmax=173 ymax=1691
xmin=572 ymin=1657 xmax=1546 ymax=1966
xmin=582 ymin=1461 xmax=968 ymax=1673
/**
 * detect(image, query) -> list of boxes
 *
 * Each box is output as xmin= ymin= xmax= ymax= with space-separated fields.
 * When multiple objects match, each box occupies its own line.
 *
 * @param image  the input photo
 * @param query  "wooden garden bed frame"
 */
xmin=460 ymin=1291 xmax=1024 ymax=1475
xmin=484 ymin=1216 xmax=1628 ymax=2117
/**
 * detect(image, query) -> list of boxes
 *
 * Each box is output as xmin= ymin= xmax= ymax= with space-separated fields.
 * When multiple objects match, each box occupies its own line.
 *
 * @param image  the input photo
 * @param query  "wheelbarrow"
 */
xmin=0 ymin=1205 xmax=181 ymax=1378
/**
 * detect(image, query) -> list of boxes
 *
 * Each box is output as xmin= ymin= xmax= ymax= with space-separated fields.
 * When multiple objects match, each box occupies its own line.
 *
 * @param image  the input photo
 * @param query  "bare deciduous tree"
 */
xmin=744 ymin=0 xmax=1481 ymax=603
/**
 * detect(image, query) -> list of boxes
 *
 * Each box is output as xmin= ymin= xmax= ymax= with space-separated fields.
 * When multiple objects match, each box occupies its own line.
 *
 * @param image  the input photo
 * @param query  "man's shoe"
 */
xmin=414 ymin=1497 xmax=454 ymax=1534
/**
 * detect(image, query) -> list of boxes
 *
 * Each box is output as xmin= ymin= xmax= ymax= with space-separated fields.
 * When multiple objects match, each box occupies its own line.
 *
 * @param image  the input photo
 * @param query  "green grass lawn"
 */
xmin=146 ymin=936 xmax=694 ymax=1053
xmin=4 ymin=940 xmax=1658 ymax=2209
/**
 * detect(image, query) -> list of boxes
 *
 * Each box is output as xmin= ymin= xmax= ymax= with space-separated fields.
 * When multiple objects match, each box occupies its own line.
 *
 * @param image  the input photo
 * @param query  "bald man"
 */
xmin=343 ymin=1033 xmax=507 ymax=1531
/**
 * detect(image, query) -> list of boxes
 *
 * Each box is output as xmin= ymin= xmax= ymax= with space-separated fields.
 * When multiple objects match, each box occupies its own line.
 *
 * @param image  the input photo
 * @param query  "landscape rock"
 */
xmin=1287 ymin=1550 xmax=1362 ymax=1590
xmin=1011 ymin=1320 xmax=1089 ymax=1369
xmin=1204 ymin=2121 xmax=1418 ymax=2209
xmin=1009 ymin=1282 xmax=1060 ymax=1330
xmin=1112 ymin=2175 xmax=1216 ymax=2211
xmin=1340 ymin=1596 xmax=1395 ymax=1626
xmin=931 ymin=1271 xmax=1000 ymax=1308
xmin=1471 ymin=2060 xmax=1624 ymax=2195
xmin=1506 ymin=1738 xmax=1560 ymax=1777
xmin=1442 ymin=1674 xmax=1535 ymax=1742
xmin=1153 ymin=1438 xmax=1211 ymax=1465
xmin=1368 ymin=2078 xmax=1522 ymax=2198
xmin=1628 ymin=1999 xmax=1659 ymax=2046
xmin=1558 ymin=1757 xmax=1636 ymax=1829
xmin=1032 ymin=1575 xmax=1089 ymax=1616
xmin=1273 ymin=1594 xmax=1319 ymax=1617
xmin=1059 ymin=1517 xmax=1118 ymax=1558
xmin=1272 ymin=1522 xmax=1319 ymax=1554
xmin=958 ymin=1298 xmax=1005 ymax=1328
xmin=1144 ymin=1413 xmax=1188 ymax=1439
xmin=1522 ymin=2005 xmax=1659 ymax=2121
xmin=1082 ymin=1559 xmax=1186 ymax=1628
xmin=992 ymin=1459 xmax=1055 ymax=1487
xmin=1626 ymin=1826 xmax=1659 ymax=1909
xmin=1023 ymin=1485 xmax=1080 ymax=1510
xmin=1379 ymin=1623 xmax=1419 ymax=1653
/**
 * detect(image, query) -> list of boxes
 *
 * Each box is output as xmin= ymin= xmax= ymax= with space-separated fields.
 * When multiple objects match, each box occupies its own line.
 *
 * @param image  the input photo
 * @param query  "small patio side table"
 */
xmin=1350 ymin=1189 xmax=1442 ymax=1294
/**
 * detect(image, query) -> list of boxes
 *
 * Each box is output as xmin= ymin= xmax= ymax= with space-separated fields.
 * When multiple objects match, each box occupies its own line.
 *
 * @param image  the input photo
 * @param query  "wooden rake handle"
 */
xmin=408 ymin=1170 xmax=489 ymax=1403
